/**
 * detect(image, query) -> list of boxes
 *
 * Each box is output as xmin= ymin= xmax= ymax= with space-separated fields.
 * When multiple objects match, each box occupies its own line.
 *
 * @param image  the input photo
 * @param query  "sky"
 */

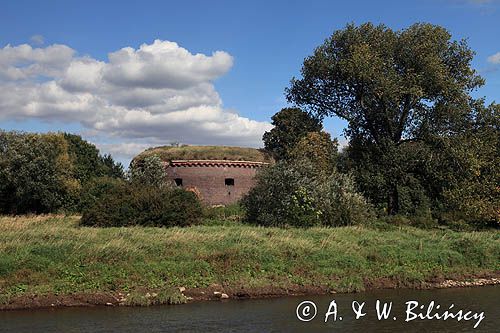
xmin=1 ymin=0 xmax=499 ymax=166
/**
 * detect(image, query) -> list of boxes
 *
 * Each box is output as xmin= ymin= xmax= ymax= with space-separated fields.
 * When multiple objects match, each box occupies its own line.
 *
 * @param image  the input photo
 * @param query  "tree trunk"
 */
xmin=387 ymin=185 xmax=399 ymax=215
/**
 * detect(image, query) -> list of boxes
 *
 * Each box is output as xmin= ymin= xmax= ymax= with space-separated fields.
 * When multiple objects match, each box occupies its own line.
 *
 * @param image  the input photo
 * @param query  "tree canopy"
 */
xmin=286 ymin=23 xmax=493 ymax=217
xmin=287 ymin=23 xmax=484 ymax=146
xmin=0 ymin=131 xmax=124 ymax=214
xmin=263 ymin=107 xmax=322 ymax=160
xmin=290 ymin=131 xmax=338 ymax=175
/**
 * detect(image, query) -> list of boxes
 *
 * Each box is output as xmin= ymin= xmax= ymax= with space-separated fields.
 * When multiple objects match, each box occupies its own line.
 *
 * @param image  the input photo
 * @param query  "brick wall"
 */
xmin=165 ymin=162 xmax=262 ymax=205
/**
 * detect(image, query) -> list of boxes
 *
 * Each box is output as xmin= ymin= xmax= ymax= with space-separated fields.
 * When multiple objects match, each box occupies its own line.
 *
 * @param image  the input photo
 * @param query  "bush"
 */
xmin=241 ymin=161 xmax=320 ymax=227
xmin=80 ymin=183 xmax=203 ymax=228
xmin=78 ymin=176 xmax=127 ymax=212
xmin=242 ymin=160 xmax=373 ymax=227
xmin=315 ymin=172 xmax=374 ymax=227
xmin=128 ymin=155 xmax=170 ymax=188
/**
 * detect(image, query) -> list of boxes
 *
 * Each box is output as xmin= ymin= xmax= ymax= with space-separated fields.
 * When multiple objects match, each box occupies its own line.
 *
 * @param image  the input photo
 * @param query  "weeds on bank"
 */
xmin=0 ymin=215 xmax=498 ymax=303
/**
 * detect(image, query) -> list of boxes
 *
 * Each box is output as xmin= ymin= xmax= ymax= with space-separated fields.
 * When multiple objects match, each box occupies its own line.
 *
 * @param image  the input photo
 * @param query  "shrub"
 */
xmin=128 ymin=155 xmax=170 ymax=188
xmin=80 ymin=183 xmax=203 ymax=228
xmin=242 ymin=160 xmax=373 ymax=227
xmin=315 ymin=172 xmax=374 ymax=227
xmin=241 ymin=161 xmax=321 ymax=227
xmin=78 ymin=176 xmax=127 ymax=212
xmin=203 ymin=203 xmax=244 ymax=224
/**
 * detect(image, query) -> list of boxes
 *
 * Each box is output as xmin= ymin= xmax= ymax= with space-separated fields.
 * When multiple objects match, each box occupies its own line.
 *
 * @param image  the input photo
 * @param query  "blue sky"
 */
xmin=1 ymin=0 xmax=499 ymax=165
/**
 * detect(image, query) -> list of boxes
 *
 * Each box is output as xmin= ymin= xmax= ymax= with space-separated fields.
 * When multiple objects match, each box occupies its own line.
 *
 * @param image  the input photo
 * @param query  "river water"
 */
xmin=1 ymin=286 xmax=498 ymax=332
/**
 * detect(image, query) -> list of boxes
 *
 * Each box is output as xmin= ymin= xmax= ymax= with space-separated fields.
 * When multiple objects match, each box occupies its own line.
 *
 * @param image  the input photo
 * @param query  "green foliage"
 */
xmin=80 ymin=183 xmax=203 ymax=228
xmin=99 ymin=154 xmax=126 ymax=179
xmin=290 ymin=131 xmax=338 ymax=175
xmin=287 ymin=22 xmax=486 ymax=216
xmin=287 ymin=22 xmax=483 ymax=143
xmin=0 ymin=131 xmax=125 ymax=214
xmin=344 ymin=138 xmax=434 ymax=216
xmin=263 ymin=107 xmax=322 ymax=161
xmin=315 ymin=172 xmax=375 ymax=227
xmin=0 ymin=131 xmax=77 ymax=214
xmin=129 ymin=155 xmax=170 ymax=188
xmin=435 ymin=103 xmax=499 ymax=227
xmin=242 ymin=160 xmax=373 ymax=227
xmin=242 ymin=161 xmax=319 ymax=227
xmin=63 ymin=133 xmax=125 ymax=183
xmin=203 ymin=203 xmax=244 ymax=225
xmin=78 ymin=176 xmax=127 ymax=212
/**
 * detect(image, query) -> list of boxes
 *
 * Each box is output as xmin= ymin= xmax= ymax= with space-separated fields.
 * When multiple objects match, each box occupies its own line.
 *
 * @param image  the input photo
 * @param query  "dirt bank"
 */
xmin=1 ymin=273 xmax=499 ymax=311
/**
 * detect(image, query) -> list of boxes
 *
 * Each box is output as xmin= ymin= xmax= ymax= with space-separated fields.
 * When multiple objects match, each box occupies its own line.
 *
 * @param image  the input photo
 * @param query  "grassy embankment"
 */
xmin=0 ymin=215 xmax=499 ymax=308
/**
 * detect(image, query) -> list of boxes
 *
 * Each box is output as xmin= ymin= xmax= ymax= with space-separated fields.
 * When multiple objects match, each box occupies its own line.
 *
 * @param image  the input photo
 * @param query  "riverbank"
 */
xmin=2 ymin=275 xmax=499 ymax=310
xmin=1 ymin=215 xmax=499 ymax=310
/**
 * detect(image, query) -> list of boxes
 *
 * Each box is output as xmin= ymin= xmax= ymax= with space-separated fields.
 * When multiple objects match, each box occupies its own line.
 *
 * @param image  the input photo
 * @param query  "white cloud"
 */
xmin=487 ymin=52 xmax=500 ymax=64
xmin=30 ymin=35 xmax=45 ymax=45
xmin=0 ymin=44 xmax=75 ymax=81
xmin=103 ymin=40 xmax=234 ymax=90
xmin=0 ymin=40 xmax=272 ymax=159
xmin=96 ymin=142 xmax=155 ymax=160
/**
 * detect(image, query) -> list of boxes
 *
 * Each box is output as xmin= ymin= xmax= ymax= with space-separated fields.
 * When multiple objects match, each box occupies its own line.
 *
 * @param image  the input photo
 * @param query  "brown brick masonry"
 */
xmin=165 ymin=160 xmax=268 ymax=205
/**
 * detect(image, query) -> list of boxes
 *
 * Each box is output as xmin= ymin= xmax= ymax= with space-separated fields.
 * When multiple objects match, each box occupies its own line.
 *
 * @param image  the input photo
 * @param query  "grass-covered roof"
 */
xmin=133 ymin=145 xmax=273 ymax=164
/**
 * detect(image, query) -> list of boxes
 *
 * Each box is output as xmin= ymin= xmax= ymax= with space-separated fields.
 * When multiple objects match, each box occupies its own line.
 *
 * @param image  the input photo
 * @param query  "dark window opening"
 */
xmin=174 ymin=178 xmax=183 ymax=186
xmin=225 ymin=178 xmax=234 ymax=186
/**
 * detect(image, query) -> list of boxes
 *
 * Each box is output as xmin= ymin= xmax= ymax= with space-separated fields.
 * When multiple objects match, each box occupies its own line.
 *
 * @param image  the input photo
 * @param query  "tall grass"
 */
xmin=134 ymin=145 xmax=273 ymax=163
xmin=0 ymin=215 xmax=498 ymax=302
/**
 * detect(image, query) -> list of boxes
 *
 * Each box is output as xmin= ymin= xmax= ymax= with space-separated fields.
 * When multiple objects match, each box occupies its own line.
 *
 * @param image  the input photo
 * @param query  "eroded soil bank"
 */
xmin=2 ymin=273 xmax=499 ymax=311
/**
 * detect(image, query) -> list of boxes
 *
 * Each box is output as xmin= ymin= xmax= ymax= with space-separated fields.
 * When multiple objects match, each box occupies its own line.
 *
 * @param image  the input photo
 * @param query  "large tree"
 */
xmin=432 ymin=102 xmax=499 ymax=226
xmin=287 ymin=23 xmax=485 ymax=215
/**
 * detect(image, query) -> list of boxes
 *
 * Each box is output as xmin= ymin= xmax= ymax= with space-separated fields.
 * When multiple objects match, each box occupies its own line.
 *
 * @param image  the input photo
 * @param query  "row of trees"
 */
xmin=243 ymin=23 xmax=499 ymax=228
xmin=0 ymin=131 xmax=124 ymax=214
xmin=0 ymin=131 xmax=203 ymax=227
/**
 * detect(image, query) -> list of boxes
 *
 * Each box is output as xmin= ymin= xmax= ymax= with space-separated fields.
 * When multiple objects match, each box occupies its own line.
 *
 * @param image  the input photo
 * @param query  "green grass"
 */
xmin=133 ymin=145 xmax=273 ymax=163
xmin=0 ymin=215 xmax=498 ymax=303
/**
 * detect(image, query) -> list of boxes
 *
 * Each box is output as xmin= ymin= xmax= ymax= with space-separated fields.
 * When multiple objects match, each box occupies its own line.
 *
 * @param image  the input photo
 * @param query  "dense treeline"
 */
xmin=0 ymin=131 xmax=125 ymax=214
xmin=243 ymin=23 xmax=499 ymax=229
xmin=0 ymin=132 xmax=203 ymax=227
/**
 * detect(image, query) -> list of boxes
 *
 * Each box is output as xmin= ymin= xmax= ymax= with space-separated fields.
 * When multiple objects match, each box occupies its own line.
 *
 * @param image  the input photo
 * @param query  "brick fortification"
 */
xmin=165 ymin=160 xmax=267 ymax=205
